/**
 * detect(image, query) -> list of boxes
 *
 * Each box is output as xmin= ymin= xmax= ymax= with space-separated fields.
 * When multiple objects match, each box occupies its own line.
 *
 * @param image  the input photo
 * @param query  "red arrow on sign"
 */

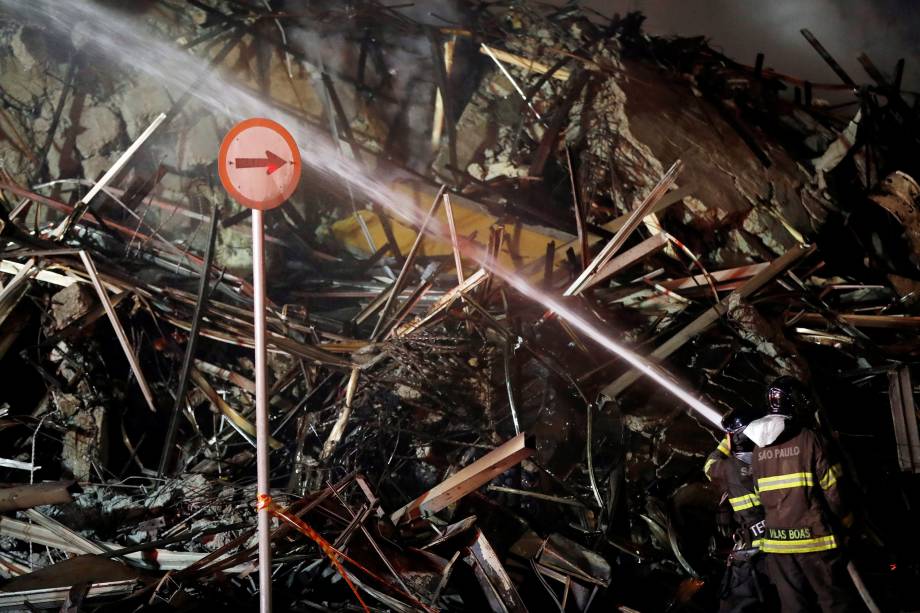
xmin=231 ymin=150 xmax=288 ymax=175
xmin=218 ymin=118 xmax=301 ymax=210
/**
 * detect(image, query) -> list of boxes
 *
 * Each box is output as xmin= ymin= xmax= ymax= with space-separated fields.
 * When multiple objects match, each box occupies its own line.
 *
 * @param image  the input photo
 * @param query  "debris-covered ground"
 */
xmin=0 ymin=0 xmax=918 ymax=610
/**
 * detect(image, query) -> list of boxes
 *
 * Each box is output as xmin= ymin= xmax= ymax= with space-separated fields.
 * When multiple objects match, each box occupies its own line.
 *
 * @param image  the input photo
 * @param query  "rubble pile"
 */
xmin=0 ymin=1 xmax=918 ymax=610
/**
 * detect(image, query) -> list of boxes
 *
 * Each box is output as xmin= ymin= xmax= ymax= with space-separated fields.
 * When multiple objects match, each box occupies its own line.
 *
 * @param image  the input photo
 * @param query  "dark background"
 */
xmin=577 ymin=0 xmax=920 ymax=93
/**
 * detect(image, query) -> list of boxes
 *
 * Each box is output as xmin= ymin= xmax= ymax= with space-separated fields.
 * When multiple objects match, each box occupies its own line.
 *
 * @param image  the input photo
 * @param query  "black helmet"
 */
xmin=721 ymin=405 xmax=765 ymax=455
xmin=721 ymin=405 xmax=764 ymax=434
xmin=766 ymin=376 xmax=807 ymax=418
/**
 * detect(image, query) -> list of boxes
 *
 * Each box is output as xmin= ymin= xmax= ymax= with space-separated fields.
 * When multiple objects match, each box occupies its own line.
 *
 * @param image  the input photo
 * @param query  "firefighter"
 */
xmin=746 ymin=376 xmax=859 ymax=612
xmin=704 ymin=406 xmax=773 ymax=612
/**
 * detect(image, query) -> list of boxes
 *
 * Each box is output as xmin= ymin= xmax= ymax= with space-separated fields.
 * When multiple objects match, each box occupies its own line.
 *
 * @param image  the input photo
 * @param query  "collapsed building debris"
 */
xmin=0 ymin=0 xmax=918 ymax=610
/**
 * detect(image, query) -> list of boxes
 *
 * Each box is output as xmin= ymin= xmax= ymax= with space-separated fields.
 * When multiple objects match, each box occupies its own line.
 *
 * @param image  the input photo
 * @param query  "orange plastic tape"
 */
xmin=254 ymin=495 xmax=434 ymax=612
xmin=256 ymin=494 xmax=271 ymax=511
xmin=255 ymin=495 xmax=369 ymax=613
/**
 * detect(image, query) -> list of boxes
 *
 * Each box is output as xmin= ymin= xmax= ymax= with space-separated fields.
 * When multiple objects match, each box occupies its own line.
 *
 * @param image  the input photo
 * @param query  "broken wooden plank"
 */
xmin=565 ymin=161 xmax=682 ymax=296
xmin=383 ymin=271 xmax=439 ymax=339
xmin=0 ymin=517 xmax=249 ymax=572
xmin=391 ymin=432 xmax=534 ymax=524
xmin=159 ymin=206 xmax=220 ymax=476
xmin=51 ymin=113 xmax=166 ymax=240
xmin=0 ymin=257 xmax=37 ymax=327
xmin=857 ymin=52 xmax=893 ymax=90
xmin=600 ymin=186 xmax=691 ymax=234
xmin=792 ymin=313 xmax=920 ymax=330
xmin=658 ymin=262 xmax=770 ymax=291
xmin=320 ymin=367 xmax=360 ymax=460
xmin=395 ymin=268 xmax=488 ymax=337
xmin=582 ymin=233 xmax=669 ymax=291
xmin=190 ymin=368 xmax=282 ymax=450
xmin=888 ymin=366 xmax=920 ymax=473
xmin=371 ymin=185 xmax=446 ymax=340
xmin=893 ymin=58 xmax=905 ymax=92
xmin=601 ymin=243 xmax=814 ymax=399
xmin=800 ymin=29 xmax=857 ymax=88
xmin=466 ymin=528 xmax=528 ymax=613
xmin=0 ymin=259 xmax=76 ymax=288
xmin=22 ymin=509 xmax=108 ymax=556
xmin=478 ymin=45 xmax=572 ymax=81
xmin=0 ymin=459 xmax=39 ymax=472
xmin=565 ymin=146 xmax=589 ymax=270
xmin=443 ymin=193 xmax=465 ymax=285
xmin=79 ymin=251 xmax=157 ymax=414
xmin=482 ymin=43 xmax=544 ymax=121
xmin=0 ymin=481 xmax=75 ymax=512
xmin=0 ymin=580 xmax=139 ymax=610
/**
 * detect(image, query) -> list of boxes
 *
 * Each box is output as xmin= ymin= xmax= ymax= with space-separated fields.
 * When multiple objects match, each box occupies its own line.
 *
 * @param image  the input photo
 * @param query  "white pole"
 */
xmin=252 ymin=209 xmax=272 ymax=612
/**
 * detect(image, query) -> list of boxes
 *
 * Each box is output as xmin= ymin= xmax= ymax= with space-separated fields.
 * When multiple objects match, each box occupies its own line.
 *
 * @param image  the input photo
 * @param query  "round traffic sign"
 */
xmin=218 ymin=117 xmax=301 ymax=210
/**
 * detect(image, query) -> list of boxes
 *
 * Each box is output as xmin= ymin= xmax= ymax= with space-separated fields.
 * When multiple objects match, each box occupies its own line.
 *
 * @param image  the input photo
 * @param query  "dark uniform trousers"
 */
xmin=720 ymin=554 xmax=770 ymax=613
xmin=766 ymin=550 xmax=859 ymax=612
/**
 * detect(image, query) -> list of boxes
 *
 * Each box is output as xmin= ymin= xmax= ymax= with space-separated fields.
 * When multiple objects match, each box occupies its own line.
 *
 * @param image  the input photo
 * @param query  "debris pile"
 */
xmin=0 ymin=1 xmax=918 ymax=610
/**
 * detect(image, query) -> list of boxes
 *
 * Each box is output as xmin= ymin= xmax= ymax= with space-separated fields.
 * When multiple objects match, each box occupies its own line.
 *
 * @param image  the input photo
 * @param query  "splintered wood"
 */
xmin=391 ymin=433 xmax=535 ymax=524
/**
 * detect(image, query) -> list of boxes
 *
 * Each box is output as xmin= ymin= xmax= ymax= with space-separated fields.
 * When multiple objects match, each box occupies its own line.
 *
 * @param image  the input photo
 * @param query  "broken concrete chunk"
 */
xmin=51 ymin=391 xmax=82 ymax=417
xmin=62 ymin=407 xmax=106 ymax=482
xmin=50 ymin=283 xmax=95 ymax=331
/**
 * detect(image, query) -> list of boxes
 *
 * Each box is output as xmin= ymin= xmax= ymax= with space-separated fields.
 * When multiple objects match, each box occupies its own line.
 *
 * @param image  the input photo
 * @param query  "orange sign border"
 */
xmin=218 ymin=117 xmax=302 ymax=211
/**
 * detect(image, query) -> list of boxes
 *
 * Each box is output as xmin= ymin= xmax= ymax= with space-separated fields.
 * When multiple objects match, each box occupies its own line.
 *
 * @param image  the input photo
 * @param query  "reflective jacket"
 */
xmin=704 ymin=436 xmax=766 ymax=548
xmin=751 ymin=427 xmax=845 ymax=555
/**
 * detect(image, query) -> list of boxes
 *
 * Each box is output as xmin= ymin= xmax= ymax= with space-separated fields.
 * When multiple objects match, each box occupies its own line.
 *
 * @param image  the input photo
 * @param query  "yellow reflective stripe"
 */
xmin=820 ymin=464 xmax=842 ymax=490
xmin=751 ymin=539 xmax=763 ymax=549
xmin=761 ymin=535 xmax=837 ymax=554
xmin=728 ymin=493 xmax=761 ymax=511
xmin=756 ymin=472 xmax=814 ymax=492
xmin=758 ymin=471 xmax=813 ymax=484
xmin=758 ymin=478 xmax=812 ymax=492
xmin=704 ymin=458 xmax=717 ymax=479
xmin=717 ymin=437 xmax=730 ymax=456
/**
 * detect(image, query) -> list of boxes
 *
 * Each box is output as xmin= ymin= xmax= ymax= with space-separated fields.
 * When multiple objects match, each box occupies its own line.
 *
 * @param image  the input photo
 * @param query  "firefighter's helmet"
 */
xmin=721 ymin=405 xmax=764 ymax=454
xmin=765 ymin=375 xmax=807 ymax=418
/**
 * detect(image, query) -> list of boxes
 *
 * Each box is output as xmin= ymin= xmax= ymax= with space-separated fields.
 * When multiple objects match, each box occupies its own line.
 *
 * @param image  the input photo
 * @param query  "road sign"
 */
xmin=217 ymin=117 xmax=302 ymax=613
xmin=218 ymin=117 xmax=301 ymax=210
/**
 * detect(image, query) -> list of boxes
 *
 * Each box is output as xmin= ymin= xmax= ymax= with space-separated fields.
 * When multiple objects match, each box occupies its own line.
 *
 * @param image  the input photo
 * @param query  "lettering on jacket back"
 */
xmin=767 ymin=527 xmax=812 ymax=540
xmin=757 ymin=446 xmax=800 ymax=461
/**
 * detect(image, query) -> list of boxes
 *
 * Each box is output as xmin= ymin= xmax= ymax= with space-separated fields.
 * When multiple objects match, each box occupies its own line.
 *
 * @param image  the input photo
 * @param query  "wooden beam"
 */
xmin=658 ymin=262 xmax=769 ymax=291
xmin=800 ymin=29 xmax=857 ymax=88
xmin=888 ymin=366 xmax=920 ymax=473
xmin=600 ymin=186 xmax=691 ymax=234
xmin=792 ymin=313 xmax=920 ymax=330
xmin=582 ymin=233 xmax=668 ymax=291
xmin=0 ymin=482 xmax=75 ymax=512
xmin=565 ymin=161 xmax=683 ymax=296
xmin=391 ymin=432 xmax=535 ymax=524
xmin=478 ymin=46 xmax=572 ymax=80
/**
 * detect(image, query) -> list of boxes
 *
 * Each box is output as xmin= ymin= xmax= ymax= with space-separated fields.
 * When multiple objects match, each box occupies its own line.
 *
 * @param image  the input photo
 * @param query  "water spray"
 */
xmin=12 ymin=0 xmax=725 ymax=429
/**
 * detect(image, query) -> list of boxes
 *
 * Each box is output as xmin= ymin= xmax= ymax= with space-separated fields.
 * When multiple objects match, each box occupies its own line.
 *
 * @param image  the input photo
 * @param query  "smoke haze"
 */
xmin=591 ymin=0 xmax=919 ymax=93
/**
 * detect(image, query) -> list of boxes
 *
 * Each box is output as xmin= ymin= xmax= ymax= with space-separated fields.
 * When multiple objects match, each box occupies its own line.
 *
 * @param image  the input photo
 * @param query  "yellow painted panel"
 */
xmin=331 ymin=182 xmax=578 ymax=277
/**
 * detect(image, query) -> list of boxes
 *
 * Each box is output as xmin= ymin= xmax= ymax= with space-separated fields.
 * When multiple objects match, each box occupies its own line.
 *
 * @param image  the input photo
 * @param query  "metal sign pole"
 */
xmin=252 ymin=208 xmax=272 ymax=613
xmin=217 ymin=117 xmax=300 ymax=613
